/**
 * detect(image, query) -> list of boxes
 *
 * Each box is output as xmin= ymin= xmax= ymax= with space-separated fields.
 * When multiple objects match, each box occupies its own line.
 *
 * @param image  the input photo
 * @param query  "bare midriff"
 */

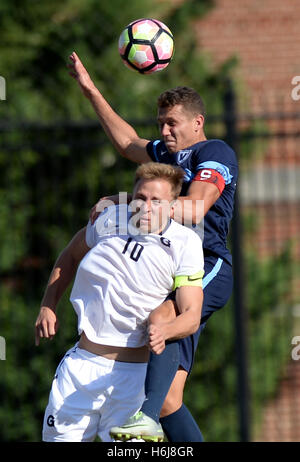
xmin=78 ymin=331 xmax=149 ymax=363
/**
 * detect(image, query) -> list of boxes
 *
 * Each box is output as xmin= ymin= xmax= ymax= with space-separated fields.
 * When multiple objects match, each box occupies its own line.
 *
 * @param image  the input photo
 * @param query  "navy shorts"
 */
xmin=177 ymin=252 xmax=233 ymax=374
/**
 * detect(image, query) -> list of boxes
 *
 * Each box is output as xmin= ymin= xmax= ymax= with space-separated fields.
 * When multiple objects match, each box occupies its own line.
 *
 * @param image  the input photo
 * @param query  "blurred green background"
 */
xmin=0 ymin=0 xmax=299 ymax=442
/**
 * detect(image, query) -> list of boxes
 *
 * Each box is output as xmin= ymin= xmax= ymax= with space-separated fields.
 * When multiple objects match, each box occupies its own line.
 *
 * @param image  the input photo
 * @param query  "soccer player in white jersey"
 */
xmin=35 ymin=162 xmax=204 ymax=442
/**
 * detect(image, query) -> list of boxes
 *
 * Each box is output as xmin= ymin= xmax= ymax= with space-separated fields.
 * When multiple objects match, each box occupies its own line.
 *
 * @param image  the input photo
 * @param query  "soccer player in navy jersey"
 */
xmin=68 ymin=51 xmax=238 ymax=442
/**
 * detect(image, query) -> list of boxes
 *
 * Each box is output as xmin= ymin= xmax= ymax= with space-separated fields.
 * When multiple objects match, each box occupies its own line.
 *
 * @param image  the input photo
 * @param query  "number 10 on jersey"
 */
xmin=122 ymin=237 xmax=144 ymax=262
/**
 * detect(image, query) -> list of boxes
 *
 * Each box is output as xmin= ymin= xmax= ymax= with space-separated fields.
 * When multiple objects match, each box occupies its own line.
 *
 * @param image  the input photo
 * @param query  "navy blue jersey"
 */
xmin=146 ymin=139 xmax=238 ymax=264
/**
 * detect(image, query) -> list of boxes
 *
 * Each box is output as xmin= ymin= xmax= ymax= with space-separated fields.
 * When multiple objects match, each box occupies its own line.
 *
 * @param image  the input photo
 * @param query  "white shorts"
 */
xmin=42 ymin=344 xmax=147 ymax=442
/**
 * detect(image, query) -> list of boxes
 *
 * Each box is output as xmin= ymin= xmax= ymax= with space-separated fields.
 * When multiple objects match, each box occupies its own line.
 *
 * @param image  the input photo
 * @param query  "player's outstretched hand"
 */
xmin=68 ymin=51 xmax=97 ymax=98
xmin=35 ymin=307 xmax=59 ymax=346
xmin=147 ymin=324 xmax=166 ymax=355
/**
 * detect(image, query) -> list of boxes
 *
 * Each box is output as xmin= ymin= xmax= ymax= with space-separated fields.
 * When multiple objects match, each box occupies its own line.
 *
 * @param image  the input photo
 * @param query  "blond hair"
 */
xmin=134 ymin=162 xmax=185 ymax=199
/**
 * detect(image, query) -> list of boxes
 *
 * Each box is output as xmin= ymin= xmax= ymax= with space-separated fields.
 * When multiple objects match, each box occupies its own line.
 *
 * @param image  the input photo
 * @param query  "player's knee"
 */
xmin=160 ymin=391 xmax=183 ymax=418
xmin=159 ymin=368 xmax=187 ymax=418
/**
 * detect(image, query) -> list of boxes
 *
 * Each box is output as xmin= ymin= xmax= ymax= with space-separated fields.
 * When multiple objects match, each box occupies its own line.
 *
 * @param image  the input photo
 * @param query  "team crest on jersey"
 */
xmin=160 ymin=237 xmax=171 ymax=247
xmin=177 ymin=150 xmax=192 ymax=164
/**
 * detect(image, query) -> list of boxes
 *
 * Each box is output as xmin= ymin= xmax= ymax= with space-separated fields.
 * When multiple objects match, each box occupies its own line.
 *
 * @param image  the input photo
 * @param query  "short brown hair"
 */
xmin=134 ymin=162 xmax=185 ymax=199
xmin=158 ymin=86 xmax=205 ymax=117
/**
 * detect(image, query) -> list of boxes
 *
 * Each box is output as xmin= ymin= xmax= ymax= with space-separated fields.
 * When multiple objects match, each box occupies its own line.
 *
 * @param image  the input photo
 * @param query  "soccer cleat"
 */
xmin=112 ymin=438 xmax=146 ymax=442
xmin=110 ymin=411 xmax=164 ymax=442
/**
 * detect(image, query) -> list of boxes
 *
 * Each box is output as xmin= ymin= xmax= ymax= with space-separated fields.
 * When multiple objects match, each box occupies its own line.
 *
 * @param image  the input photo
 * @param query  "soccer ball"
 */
xmin=118 ymin=18 xmax=174 ymax=74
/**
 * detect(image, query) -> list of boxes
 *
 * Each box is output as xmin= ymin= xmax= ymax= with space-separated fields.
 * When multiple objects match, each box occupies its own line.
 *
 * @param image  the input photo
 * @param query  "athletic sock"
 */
xmin=160 ymin=403 xmax=204 ymax=442
xmin=140 ymin=341 xmax=180 ymax=423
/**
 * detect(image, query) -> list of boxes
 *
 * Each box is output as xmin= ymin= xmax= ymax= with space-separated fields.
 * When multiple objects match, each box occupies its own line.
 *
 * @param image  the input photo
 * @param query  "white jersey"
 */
xmin=70 ymin=205 xmax=204 ymax=348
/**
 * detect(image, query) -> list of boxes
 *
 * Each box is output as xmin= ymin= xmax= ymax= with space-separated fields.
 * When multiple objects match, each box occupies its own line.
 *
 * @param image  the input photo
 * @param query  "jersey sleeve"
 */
xmin=85 ymin=204 xmax=129 ymax=248
xmin=85 ymin=209 xmax=113 ymax=248
xmin=146 ymin=140 xmax=172 ymax=163
xmin=85 ymin=208 xmax=112 ymax=248
xmin=146 ymin=140 xmax=161 ymax=162
xmin=192 ymin=140 xmax=236 ymax=187
xmin=173 ymin=231 xmax=204 ymax=289
xmin=85 ymin=220 xmax=97 ymax=248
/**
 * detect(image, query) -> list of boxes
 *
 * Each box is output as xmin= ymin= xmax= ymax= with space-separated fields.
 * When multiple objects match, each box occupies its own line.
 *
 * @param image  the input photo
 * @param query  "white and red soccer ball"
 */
xmin=118 ymin=18 xmax=174 ymax=74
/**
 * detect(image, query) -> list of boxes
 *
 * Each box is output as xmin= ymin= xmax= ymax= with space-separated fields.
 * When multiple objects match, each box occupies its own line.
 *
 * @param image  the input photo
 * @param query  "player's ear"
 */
xmin=169 ymin=199 xmax=177 ymax=219
xmin=194 ymin=114 xmax=205 ymax=132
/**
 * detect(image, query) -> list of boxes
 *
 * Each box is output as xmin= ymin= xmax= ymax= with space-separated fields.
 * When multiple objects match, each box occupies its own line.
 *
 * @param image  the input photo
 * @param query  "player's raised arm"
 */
xmin=68 ymin=51 xmax=151 ymax=164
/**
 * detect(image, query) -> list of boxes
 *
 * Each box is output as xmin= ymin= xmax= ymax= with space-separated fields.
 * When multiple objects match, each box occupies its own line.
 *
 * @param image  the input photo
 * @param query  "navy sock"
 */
xmin=140 ymin=341 xmax=180 ymax=422
xmin=160 ymin=404 xmax=204 ymax=442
